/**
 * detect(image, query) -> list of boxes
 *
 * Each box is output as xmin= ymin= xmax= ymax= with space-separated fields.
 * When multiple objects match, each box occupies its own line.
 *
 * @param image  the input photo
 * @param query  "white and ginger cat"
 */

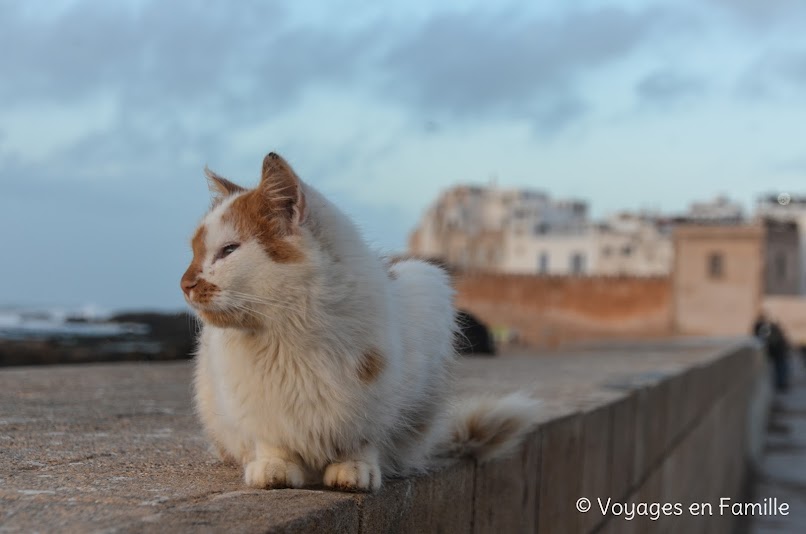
xmin=180 ymin=152 xmax=540 ymax=491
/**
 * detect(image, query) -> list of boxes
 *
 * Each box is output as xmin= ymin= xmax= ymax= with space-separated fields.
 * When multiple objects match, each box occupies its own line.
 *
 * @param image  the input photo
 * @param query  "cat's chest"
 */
xmin=207 ymin=332 xmax=346 ymax=426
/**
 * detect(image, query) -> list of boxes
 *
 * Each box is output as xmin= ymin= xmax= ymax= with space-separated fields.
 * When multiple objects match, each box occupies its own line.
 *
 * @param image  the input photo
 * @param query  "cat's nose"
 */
xmin=181 ymin=277 xmax=198 ymax=297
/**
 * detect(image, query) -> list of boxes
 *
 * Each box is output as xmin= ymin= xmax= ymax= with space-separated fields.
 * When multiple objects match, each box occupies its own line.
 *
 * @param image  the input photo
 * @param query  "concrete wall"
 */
xmin=453 ymin=224 xmax=779 ymax=346
xmin=673 ymin=224 xmax=764 ymax=336
xmin=1 ymin=341 xmax=768 ymax=533
xmin=454 ymin=273 xmax=674 ymax=348
xmin=353 ymin=343 xmax=768 ymax=534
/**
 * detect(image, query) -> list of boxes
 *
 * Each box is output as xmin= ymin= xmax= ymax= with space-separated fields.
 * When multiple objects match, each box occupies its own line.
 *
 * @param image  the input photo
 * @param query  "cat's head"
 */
xmin=180 ymin=152 xmax=311 ymax=329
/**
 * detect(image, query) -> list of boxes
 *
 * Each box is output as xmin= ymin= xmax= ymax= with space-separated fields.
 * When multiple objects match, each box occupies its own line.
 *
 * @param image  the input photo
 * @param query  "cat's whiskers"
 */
xmin=225 ymin=290 xmax=294 ymax=305
xmin=216 ymin=296 xmax=276 ymax=323
xmin=224 ymin=295 xmax=304 ymax=315
xmin=219 ymin=291 xmax=308 ymax=319
xmin=225 ymin=290 xmax=309 ymax=314
xmin=225 ymin=302 xmax=305 ymax=332
xmin=227 ymin=302 xmax=273 ymax=322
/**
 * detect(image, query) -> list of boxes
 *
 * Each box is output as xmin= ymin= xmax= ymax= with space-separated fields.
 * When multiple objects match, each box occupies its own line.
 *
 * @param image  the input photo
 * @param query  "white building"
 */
xmin=591 ymin=213 xmax=674 ymax=276
xmin=409 ymin=185 xmax=672 ymax=276
xmin=408 ymin=185 xmax=589 ymax=271
xmin=503 ymin=230 xmax=595 ymax=275
xmin=685 ymin=196 xmax=744 ymax=223
xmin=500 ymin=213 xmax=672 ymax=276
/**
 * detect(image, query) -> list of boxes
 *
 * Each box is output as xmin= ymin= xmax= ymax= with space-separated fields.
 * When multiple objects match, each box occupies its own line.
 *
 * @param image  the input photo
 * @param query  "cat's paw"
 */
xmin=323 ymin=460 xmax=382 ymax=492
xmin=244 ymin=457 xmax=305 ymax=489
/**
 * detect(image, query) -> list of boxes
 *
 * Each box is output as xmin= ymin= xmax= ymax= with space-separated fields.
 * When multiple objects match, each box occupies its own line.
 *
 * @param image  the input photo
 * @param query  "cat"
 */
xmin=180 ymin=152 xmax=540 ymax=491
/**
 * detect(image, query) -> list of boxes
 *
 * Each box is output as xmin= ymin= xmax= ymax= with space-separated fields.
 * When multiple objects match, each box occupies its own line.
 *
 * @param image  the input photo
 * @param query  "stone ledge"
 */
xmin=0 ymin=338 xmax=767 ymax=533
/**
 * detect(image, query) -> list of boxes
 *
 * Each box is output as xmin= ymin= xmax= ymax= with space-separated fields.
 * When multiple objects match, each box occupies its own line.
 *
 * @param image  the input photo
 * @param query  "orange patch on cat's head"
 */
xmin=181 ymin=225 xmax=218 ymax=303
xmin=180 ymin=224 xmax=261 ymax=329
xmin=206 ymin=167 xmax=247 ymax=206
xmin=222 ymin=190 xmax=305 ymax=264
xmin=182 ymin=151 xmax=308 ymax=313
xmin=181 ymin=225 xmax=224 ymax=304
xmin=260 ymin=152 xmax=306 ymax=225
xmin=217 ymin=151 xmax=307 ymax=264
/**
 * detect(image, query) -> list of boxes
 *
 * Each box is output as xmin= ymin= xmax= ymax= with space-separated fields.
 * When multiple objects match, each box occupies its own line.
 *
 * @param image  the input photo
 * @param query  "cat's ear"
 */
xmin=205 ymin=167 xmax=246 ymax=205
xmin=260 ymin=152 xmax=306 ymax=226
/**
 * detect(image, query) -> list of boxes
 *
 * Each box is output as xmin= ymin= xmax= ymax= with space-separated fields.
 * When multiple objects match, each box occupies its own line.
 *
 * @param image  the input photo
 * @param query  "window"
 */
xmin=602 ymin=246 xmax=613 ymax=257
xmin=570 ymin=253 xmax=586 ymax=275
xmin=708 ymin=252 xmax=724 ymax=279
xmin=538 ymin=252 xmax=549 ymax=274
xmin=534 ymin=223 xmax=550 ymax=235
xmin=621 ymin=245 xmax=633 ymax=256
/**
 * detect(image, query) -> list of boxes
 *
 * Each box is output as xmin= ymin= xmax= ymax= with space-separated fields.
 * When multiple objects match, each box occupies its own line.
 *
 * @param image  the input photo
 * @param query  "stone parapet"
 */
xmin=0 ymin=338 xmax=768 ymax=533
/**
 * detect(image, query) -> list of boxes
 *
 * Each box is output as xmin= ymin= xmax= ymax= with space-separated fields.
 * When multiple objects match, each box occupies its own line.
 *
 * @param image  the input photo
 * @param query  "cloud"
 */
xmin=533 ymin=96 xmax=589 ymax=135
xmin=706 ymin=0 xmax=806 ymax=30
xmin=381 ymin=6 xmax=670 ymax=132
xmin=0 ymin=0 xmax=379 ymax=119
xmin=769 ymin=52 xmax=806 ymax=86
xmin=0 ymin=0 xmax=399 ymax=181
xmin=0 ymin=0 xmax=693 ymax=174
xmin=635 ymin=70 xmax=705 ymax=104
xmin=737 ymin=49 xmax=806 ymax=99
xmin=0 ymin=1 xmax=693 ymax=155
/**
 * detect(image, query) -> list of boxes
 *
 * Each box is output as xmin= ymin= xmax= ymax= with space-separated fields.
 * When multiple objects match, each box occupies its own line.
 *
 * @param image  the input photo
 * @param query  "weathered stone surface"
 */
xmin=610 ymin=393 xmax=637 ymax=502
xmin=579 ymin=403 xmax=612 ymax=533
xmin=663 ymin=371 xmax=688 ymax=450
xmin=648 ymin=379 xmax=672 ymax=467
xmin=750 ymin=362 xmax=806 ymax=534
xmin=356 ymin=477 xmax=415 ymax=534
xmin=538 ymin=413 xmax=584 ymax=534
xmin=160 ymin=490 xmax=360 ymax=534
xmin=472 ymin=431 xmax=540 ymax=534
xmin=359 ymin=461 xmax=474 ymax=534
xmin=0 ymin=339 xmax=765 ymax=533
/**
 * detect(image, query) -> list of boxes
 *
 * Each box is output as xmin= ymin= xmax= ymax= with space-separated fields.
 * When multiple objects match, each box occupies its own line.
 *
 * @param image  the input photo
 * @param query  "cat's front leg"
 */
xmin=244 ymin=443 xmax=305 ymax=489
xmin=323 ymin=445 xmax=382 ymax=491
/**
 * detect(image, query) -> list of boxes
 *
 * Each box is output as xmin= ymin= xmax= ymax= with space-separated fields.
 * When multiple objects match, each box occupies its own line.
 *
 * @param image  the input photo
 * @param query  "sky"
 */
xmin=1 ymin=0 xmax=805 ymax=311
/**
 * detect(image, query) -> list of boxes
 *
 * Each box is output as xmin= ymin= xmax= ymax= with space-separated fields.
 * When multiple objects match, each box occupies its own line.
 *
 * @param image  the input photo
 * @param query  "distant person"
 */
xmin=753 ymin=314 xmax=790 ymax=392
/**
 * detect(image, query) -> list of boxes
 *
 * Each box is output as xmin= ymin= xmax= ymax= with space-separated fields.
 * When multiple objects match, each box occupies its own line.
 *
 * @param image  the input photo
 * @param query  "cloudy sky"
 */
xmin=2 ymin=0 xmax=805 ymax=311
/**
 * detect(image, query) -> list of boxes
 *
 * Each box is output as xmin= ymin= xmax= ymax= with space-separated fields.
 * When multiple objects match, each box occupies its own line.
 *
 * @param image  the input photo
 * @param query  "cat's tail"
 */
xmin=435 ymin=392 xmax=542 ymax=462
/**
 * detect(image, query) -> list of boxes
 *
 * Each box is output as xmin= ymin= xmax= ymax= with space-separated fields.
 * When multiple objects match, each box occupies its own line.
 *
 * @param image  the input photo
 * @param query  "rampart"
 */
xmin=0 ymin=339 xmax=768 ymax=533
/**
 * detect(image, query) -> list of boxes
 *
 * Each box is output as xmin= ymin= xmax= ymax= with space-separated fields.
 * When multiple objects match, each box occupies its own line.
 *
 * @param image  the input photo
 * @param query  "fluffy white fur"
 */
xmin=183 ymin=153 xmax=540 ymax=491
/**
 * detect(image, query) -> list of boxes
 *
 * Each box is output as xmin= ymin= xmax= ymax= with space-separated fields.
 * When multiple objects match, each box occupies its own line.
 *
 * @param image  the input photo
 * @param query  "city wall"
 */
xmin=453 ymin=273 xmax=674 ymax=348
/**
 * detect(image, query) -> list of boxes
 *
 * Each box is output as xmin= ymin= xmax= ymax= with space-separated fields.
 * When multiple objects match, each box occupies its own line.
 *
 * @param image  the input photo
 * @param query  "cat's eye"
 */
xmin=216 ymin=243 xmax=240 ymax=260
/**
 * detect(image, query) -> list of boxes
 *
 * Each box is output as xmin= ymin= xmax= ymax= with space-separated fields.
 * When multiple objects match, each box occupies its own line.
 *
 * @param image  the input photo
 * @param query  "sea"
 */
xmin=0 ymin=306 xmax=148 ymax=341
